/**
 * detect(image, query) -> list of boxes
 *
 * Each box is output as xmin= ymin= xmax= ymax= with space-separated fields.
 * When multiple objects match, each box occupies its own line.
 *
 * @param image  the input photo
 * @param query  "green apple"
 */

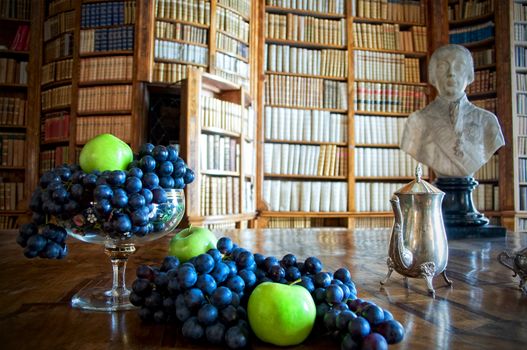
xmin=247 ymin=281 xmax=316 ymax=346
xmin=79 ymin=133 xmax=133 ymax=173
xmin=168 ymin=226 xmax=217 ymax=262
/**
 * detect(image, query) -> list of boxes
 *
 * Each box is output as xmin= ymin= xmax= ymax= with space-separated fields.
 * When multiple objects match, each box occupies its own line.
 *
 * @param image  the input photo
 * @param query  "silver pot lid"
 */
xmin=395 ymin=164 xmax=444 ymax=194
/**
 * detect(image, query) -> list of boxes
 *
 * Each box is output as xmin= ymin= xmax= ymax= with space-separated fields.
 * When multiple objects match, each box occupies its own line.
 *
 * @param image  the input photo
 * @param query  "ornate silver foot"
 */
xmin=420 ymin=262 xmax=436 ymax=297
xmin=380 ymin=257 xmax=394 ymax=285
xmin=442 ymin=270 xmax=453 ymax=286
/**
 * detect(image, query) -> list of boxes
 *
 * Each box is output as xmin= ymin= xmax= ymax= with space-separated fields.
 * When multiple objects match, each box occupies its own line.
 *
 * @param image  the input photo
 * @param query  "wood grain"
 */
xmin=0 ymin=228 xmax=526 ymax=350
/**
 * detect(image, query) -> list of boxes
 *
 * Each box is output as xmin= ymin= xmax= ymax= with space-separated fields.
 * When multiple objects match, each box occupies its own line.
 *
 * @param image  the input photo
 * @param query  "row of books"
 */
xmin=472 ymin=48 xmax=494 ymax=67
xmin=265 ymin=14 xmax=346 ymax=46
xmin=472 ymin=183 xmax=500 ymax=211
xmin=263 ymin=180 xmax=348 ymax=212
xmin=353 ymin=82 xmax=427 ymax=114
xmin=81 ymin=1 xmax=136 ymax=28
xmin=41 ymin=112 xmax=69 ymax=142
xmin=467 ymin=69 xmax=495 ymax=94
xmin=520 ymin=137 xmax=527 ymax=156
xmin=215 ymin=52 xmax=249 ymax=78
xmin=354 ymin=147 xmax=428 ymax=177
xmin=513 ymin=23 xmax=527 ymax=42
xmin=354 ymin=115 xmax=404 ymax=145
xmin=205 ymin=222 xmax=237 ymax=230
xmin=352 ymin=23 xmax=427 ymax=53
xmin=48 ymin=0 xmax=74 ymax=17
xmin=0 ymin=59 xmax=27 ymax=84
xmin=76 ymin=115 xmax=131 ymax=144
xmin=44 ymin=33 xmax=73 ymax=63
xmin=80 ymin=27 xmax=135 ymax=52
xmin=516 ymin=73 xmax=527 ymax=92
xmin=354 ymin=51 xmax=421 ymax=83
xmin=243 ymin=179 xmax=255 ymax=213
xmin=355 ymin=217 xmax=393 ymax=229
xmin=152 ymin=62 xmax=204 ymax=83
xmin=0 ymin=215 xmax=17 ymax=229
xmin=513 ymin=1 xmax=527 ymax=22
xmin=41 ymin=59 xmax=73 ymax=86
xmin=0 ymin=97 xmax=26 ymax=126
xmin=516 ymin=93 xmax=527 ymax=115
xmin=519 ymin=159 xmax=527 ymax=185
xmin=155 ymin=21 xmax=208 ymax=45
xmin=517 ymin=217 xmax=527 ymax=231
xmin=472 ymin=98 xmax=496 ymax=114
xmin=243 ymin=140 xmax=255 ymax=176
xmin=200 ymin=175 xmax=240 ymax=216
xmin=219 ymin=0 xmax=251 ymax=19
xmin=200 ymin=95 xmax=243 ymax=134
xmin=474 ymin=155 xmax=499 ymax=181
xmin=78 ymin=85 xmax=132 ymax=113
xmin=9 ymin=24 xmax=30 ymax=51
xmin=0 ymin=182 xmax=24 ymax=211
xmin=264 ymin=107 xmax=348 ymax=143
xmin=0 ymin=0 xmax=30 ymax=20
xmin=79 ymin=56 xmax=133 ymax=82
xmin=265 ymin=45 xmax=348 ymax=78
xmin=355 ymin=0 xmax=425 ymax=24
xmin=264 ymin=143 xmax=348 ymax=177
xmin=217 ymin=32 xmax=248 ymax=59
xmin=520 ymin=186 xmax=527 ymax=211
xmin=518 ymin=116 xmax=527 ymax=135
xmin=154 ymin=39 xmax=208 ymax=66
xmin=515 ymin=46 xmax=527 ymax=68
xmin=265 ymin=75 xmax=347 ymax=109
xmin=448 ymin=0 xmax=494 ymax=21
xmin=155 ymin=0 xmax=211 ymax=25
xmin=266 ymin=0 xmax=345 ymax=15
xmin=214 ymin=68 xmax=249 ymax=90
xmin=266 ymin=218 xmax=318 ymax=229
xmin=0 ymin=133 xmax=25 ymax=167
xmin=216 ymin=6 xmax=249 ymax=43
xmin=449 ymin=21 xmax=495 ymax=44
xmin=355 ymin=181 xmax=402 ymax=212
xmin=40 ymin=146 xmax=69 ymax=173
xmin=41 ymin=85 xmax=71 ymax=110
xmin=199 ymin=134 xmax=240 ymax=172
xmin=44 ymin=10 xmax=74 ymax=42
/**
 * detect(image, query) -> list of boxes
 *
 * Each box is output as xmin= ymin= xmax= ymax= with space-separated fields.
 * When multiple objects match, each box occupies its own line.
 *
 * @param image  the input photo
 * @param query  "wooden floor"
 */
xmin=0 ymin=228 xmax=526 ymax=349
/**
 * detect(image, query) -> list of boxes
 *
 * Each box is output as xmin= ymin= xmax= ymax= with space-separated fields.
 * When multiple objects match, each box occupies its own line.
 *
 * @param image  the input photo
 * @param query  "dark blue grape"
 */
xmin=225 ymin=275 xmax=245 ymax=294
xmin=131 ymin=208 xmax=149 ymax=226
xmin=23 ymin=247 xmax=39 ymax=258
xmin=172 ymin=159 xmax=186 ymax=177
xmin=152 ymin=145 xmax=168 ymax=162
xmin=183 ymin=168 xmax=195 ymax=184
xmin=94 ymin=185 xmax=113 ymax=200
xmin=26 ymin=235 xmax=47 ymax=252
xmin=178 ymin=265 xmax=198 ymax=289
xmin=195 ymin=253 xmax=215 ymax=274
xmin=254 ymin=253 xmax=265 ymax=267
xmin=19 ymin=223 xmax=38 ymax=239
xmin=125 ymin=176 xmax=142 ymax=194
xmin=334 ymin=267 xmax=352 ymax=283
xmin=173 ymin=177 xmax=185 ymax=189
xmin=112 ymin=213 xmax=132 ymax=233
xmin=184 ymin=288 xmax=205 ymax=310
xmin=142 ymin=172 xmax=159 ymax=189
xmin=108 ymin=170 xmax=126 ymax=186
xmin=159 ymin=176 xmax=174 ymax=189
xmin=128 ymin=167 xmax=143 ymax=179
xmin=304 ymin=256 xmax=323 ymax=274
xmin=182 ymin=317 xmax=204 ymax=340
xmin=94 ymin=199 xmax=112 ymax=216
xmin=153 ymin=310 xmax=166 ymax=323
xmin=196 ymin=274 xmax=217 ymax=296
xmin=299 ymin=275 xmax=315 ymax=293
xmin=312 ymin=288 xmax=327 ymax=303
xmin=29 ymin=189 xmax=43 ymax=212
xmin=205 ymin=322 xmax=225 ymax=344
xmin=128 ymin=193 xmax=146 ymax=209
xmin=139 ymin=188 xmax=153 ymax=203
xmin=70 ymin=183 xmax=84 ymax=200
xmin=341 ymin=333 xmax=361 ymax=350
xmin=224 ymin=260 xmax=238 ymax=277
xmin=138 ymin=306 xmax=153 ymax=322
xmin=219 ymin=304 xmax=238 ymax=326
xmin=216 ymin=237 xmax=234 ymax=254
xmin=323 ymin=308 xmax=341 ymax=331
xmin=140 ymin=155 xmax=157 ymax=172
xmin=139 ymin=143 xmax=155 ymax=156
xmin=316 ymin=302 xmax=330 ymax=319
xmin=263 ymin=256 xmax=280 ymax=272
xmin=197 ymin=303 xmax=218 ymax=326
xmin=346 ymin=298 xmax=363 ymax=312
xmin=362 ymin=333 xmax=388 ymax=350
xmin=83 ymin=173 xmax=98 ymax=187
xmin=132 ymin=278 xmax=152 ymax=296
xmin=39 ymin=171 xmax=61 ymax=188
xmin=348 ymin=316 xmax=371 ymax=341
xmin=161 ymin=256 xmax=179 ymax=272
xmin=42 ymin=241 xmax=62 ymax=259
xmin=71 ymin=170 xmax=86 ymax=184
xmin=167 ymin=145 xmax=178 ymax=161
xmin=375 ymin=319 xmax=404 ymax=344
xmin=154 ymin=272 xmax=169 ymax=291
xmin=211 ymin=262 xmax=229 ymax=283
xmin=225 ymin=325 xmax=248 ymax=349
xmin=268 ymin=265 xmax=285 ymax=282
xmin=152 ymin=187 xmax=167 ymax=204
xmin=235 ymin=250 xmax=254 ymax=269
xmin=207 ymin=248 xmax=222 ymax=263
xmin=337 ymin=310 xmax=357 ymax=331
xmin=326 ymin=284 xmax=344 ymax=305
xmin=144 ymin=291 xmax=163 ymax=309
xmin=383 ymin=309 xmax=394 ymax=321
xmin=238 ymin=269 xmax=256 ymax=289
xmin=285 ymin=266 xmax=301 ymax=281
xmin=51 ymin=187 xmax=69 ymax=204
xmin=362 ymin=304 xmax=385 ymax=326
xmin=112 ymin=191 xmax=129 ymax=208
xmin=314 ymin=272 xmax=332 ymax=288
xmin=129 ymin=291 xmax=144 ymax=306
xmin=281 ymin=253 xmax=297 ymax=267
xmin=211 ymin=286 xmax=232 ymax=309
xmin=158 ymin=161 xmax=173 ymax=176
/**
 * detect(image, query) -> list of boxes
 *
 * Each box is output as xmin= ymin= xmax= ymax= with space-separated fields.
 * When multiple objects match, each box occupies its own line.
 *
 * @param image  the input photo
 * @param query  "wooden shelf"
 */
xmin=77 ymin=80 xmax=133 ymax=87
xmin=155 ymin=36 xmax=208 ymax=48
xmin=0 ymin=124 xmax=26 ymax=129
xmin=475 ymin=63 xmax=496 ymax=71
xmin=265 ymin=37 xmax=346 ymax=50
xmin=353 ymin=110 xmax=410 ymax=117
xmin=201 ymin=169 xmax=239 ymax=177
xmin=79 ymin=50 xmax=134 ymax=58
xmin=265 ymin=5 xmax=345 ymax=19
xmin=460 ymin=37 xmax=495 ymax=49
xmin=355 ymin=176 xmax=427 ymax=181
xmin=352 ymin=17 xmax=425 ymax=27
xmin=353 ymin=78 xmax=427 ymax=86
xmin=0 ymin=83 xmax=27 ymax=89
xmin=352 ymin=46 xmax=427 ymax=58
xmin=155 ymin=17 xmax=210 ymax=29
xmin=265 ymin=139 xmax=347 ymax=146
xmin=188 ymin=212 xmax=257 ymax=225
xmin=468 ymin=90 xmax=496 ymax=99
xmin=449 ymin=12 xmax=494 ymax=28
xmin=265 ymin=71 xmax=347 ymax=81
xmin=0 ymin=49 xmax=29 ymax=56
xmin=0 ymin=166 xmax=25 ymax=171
xmin=43 ymin=30 xmax=74 ymax=44
xmin=154 ymin=57 xmax=208 ymax=68
xmin=264 ymin=174 xmax=347 ymax=180
xmin=216 ymin=29 xmax=249 ymax=46
xmin=260 ymin=211 xmax=352 ymax=218
xmin=42 ymin=105 xmax=71 ymax=113
xmin=355 ymin=143 xmax=400 ymax=148
xmin=76 ymin=110 xmax=131 ymax=116
xmin=44 ymin=55 xmax=73 ymax=64
xmin=266 ymin=104 xmax=347 ymax=113
xmin=41 ymin=79 xmax=72 ymax=90
xmin=0 ymin=17 xmax=30 ymax=23
xmin=216 ymin=48 xmax=249 ymax=63
xmin=0 ymin=210 xmax=27 ymax=215
xmin=40 ymin=138 xmax=70 ymax=145
xmin=201 ymin=126 xmax=241 ymax=138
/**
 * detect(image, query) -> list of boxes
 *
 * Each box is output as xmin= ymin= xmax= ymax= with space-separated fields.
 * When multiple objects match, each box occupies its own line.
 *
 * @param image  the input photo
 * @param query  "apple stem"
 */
xmin=290 ymin=278 xmax=302 ymax=286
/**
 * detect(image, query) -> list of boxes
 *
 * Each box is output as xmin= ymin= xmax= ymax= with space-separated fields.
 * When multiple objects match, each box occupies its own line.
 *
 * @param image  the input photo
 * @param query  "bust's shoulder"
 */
xmin=467 ymin=103 xmax=500 ymax=125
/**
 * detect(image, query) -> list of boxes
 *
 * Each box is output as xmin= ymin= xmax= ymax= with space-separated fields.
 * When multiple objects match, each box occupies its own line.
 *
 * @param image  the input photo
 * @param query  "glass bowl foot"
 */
xmin=71 ymin=286 xmax=136 ymax=312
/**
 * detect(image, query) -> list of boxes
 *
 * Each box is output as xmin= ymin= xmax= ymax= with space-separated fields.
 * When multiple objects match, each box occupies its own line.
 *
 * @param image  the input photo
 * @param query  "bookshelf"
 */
xmin=256 ymin=0 xmax=431 ymax=229
xmin=180 ymin=67 xmax=256 ymax=229
xmin=0 ymin=0 xmax=36 ymax=229
xmin=448 ymin=0 xmax=513 ymax=226
xmin=511 ymin=0 xmax=527 ymax=232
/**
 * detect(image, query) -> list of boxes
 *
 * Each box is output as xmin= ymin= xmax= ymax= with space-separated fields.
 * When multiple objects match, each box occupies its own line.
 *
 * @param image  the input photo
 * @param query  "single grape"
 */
xmin=196 ymin=274 xmax=217 ymax=296
xmin=362 ymin=332 xmax=388 ymax=350
xmin=336 ymin=310 xmax=357 ymax=331
xmin=217 ymin=237 xmax=234 ymax=254
xmin=197 ymin=303 xmax=218 ymax=326
xmin=341 ymin=333 xmax=360 ymax=350
xmin=304 ymin=256 xmax=323 ymax=274
xmin=181 ymin=317 xmax=204 ymax=340
xmin=184 ymin=288 xmax=205 ymax=310
xmin=375 ymin=319 xmax=405 ymax=344
xmin=326 ymin=284 xmax=344 ymax=305
xmin=362 ymin=304 xmax=385 ymax=326
xmin=211 ymin=286 xmax=232 ymax=309
xmin=225 ymin=325 xmax=248 ymax=349
xmin=348 ymin=316 xmax=371 ymax=341
xmin=205 ymin=322 xmax=226 ymax=344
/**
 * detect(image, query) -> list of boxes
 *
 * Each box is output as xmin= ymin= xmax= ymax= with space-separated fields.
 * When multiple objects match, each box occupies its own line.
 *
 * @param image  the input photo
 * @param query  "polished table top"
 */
xmin=0 ymin=228 xmax=526 ymax=350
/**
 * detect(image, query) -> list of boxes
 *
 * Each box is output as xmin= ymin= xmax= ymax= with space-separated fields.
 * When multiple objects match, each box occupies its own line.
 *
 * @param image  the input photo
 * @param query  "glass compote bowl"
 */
xmin=60 ymin=189 xmax=185 ymax=312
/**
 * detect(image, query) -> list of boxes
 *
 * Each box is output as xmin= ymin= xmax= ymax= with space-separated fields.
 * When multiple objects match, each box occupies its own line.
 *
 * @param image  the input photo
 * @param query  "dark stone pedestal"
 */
xmin=434 ymin=176 xmax=506 ymax=239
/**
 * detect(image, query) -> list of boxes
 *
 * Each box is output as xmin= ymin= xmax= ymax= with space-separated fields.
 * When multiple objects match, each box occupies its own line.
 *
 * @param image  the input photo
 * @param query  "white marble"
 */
xmin=400 ymin=44 xmax=504 ymax=177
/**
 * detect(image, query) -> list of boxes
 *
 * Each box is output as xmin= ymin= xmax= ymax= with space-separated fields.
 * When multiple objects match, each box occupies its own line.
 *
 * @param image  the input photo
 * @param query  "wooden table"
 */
xmin=0 ymin=228 xmax=526 ymax=350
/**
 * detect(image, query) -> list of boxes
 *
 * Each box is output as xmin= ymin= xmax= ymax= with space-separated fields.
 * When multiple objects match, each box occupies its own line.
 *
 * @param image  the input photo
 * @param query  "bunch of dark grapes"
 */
xmin=16 ymin=143 xmax=195 ymax=259
xmin=132 ymin=237 xmax=405 ymax=349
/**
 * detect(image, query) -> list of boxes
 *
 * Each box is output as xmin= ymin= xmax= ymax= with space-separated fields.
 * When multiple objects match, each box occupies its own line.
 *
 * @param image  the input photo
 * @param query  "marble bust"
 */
xmin=400 ymin=44 xmax=505 ymax=177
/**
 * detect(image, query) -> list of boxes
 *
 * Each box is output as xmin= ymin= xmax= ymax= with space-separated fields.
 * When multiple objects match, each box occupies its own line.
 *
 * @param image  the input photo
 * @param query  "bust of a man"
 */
xmin=400 ymin=44 xmax=505 ymax=177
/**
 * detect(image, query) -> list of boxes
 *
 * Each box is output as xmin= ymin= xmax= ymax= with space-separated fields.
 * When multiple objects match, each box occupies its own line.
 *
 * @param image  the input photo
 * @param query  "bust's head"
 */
xmin=428 ymin=44 xmax=474 ymax=101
